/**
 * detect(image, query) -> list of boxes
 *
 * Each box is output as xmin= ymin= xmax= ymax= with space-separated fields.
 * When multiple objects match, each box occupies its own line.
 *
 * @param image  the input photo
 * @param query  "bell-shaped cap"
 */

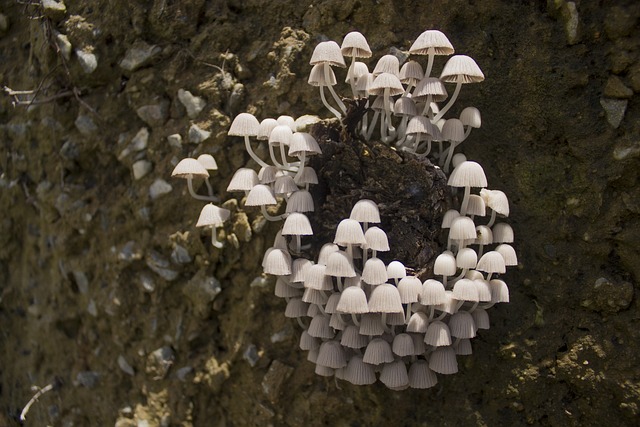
xmin=492 ymin=223 xmax=514 ymax=243
xmin=196 ymin=203 xmax=230 ymax=227
xmin=341 ymin=31 xmax=372 ymax=58
xmin=399 ymin=60 xmax=424 ymax=84
xmin=341 ymin=325 xmax=369 ymax=349
xmin=334 ymin=219 xmax=366 ymax=246
xmin=284 ymin=297 xmax=308 ymax=318
xmin=289 ymin=132 xmax=321 ymax=156
xmin=420 ymin=279 xmax=447 ymax=305
xmin=442 ymin=118 xmax=465 ymax=143
xmin=359 ymin=313 xmax=384 ymax=336
xmin=407 ymin=311 xmax=429 ymax=333
xmin=316 ymin=340 xmax=347 ymax=369
xmin=472 ymin=307 xmax=490 ymax=329
xmin=490 ymin=279 xmax=510 ymax=303
xmin=456 ymin=247 xmax=478 ymax=269
xmin=196 ymin=154 xmax=218 ymax=170
xmin=429 ymin=346 xmax=458 ymax=374
xmin=380 ymin=360 xmax=409 ymax=389
xmin=310 ymin=41 xmax=346 ymax=67
xmin=434 ymin=252 xmax=457 ymax=276
xmin=325 ymin=251 xmax=356 ymax=278
xmin=350 ymin=199 xmax=381 ymax=223
xmin=467 ymin=194 xmax=485 ymax=217
xmin=408 ymin=360 xmax=438 ymax=389
xmin=336 ymin=286 xmax=369 ymax=314
xmin=245 ymin=184 xmax=277 ymax=206
xmin=454 ymin=338 xmax=473 ymax=355
xmin=368 ymin=283 xmax=404 ymax=313
xmin=413 ymin=77 xmax=448 ymax=102
xmin=363 ymin=226 xmax=389 ymax=252
xmin=295 ymin=166 xmax=319 ymax=186
xmin=392 ymin=333 xmax=415 ymax=357
xmin=369 ymin=72 xmax=404 ymax=96
xmin=398 ymin=276 xmax=423 ymax=303
xmin=259 ymin=165 xmax=278 ymax=184
xmin=496 ymin=244 xmax=518 ymax=266
xmin=362 ymin=257 xmax=388 ymax=285
xmin=441 ymin=209 xmax=460 ymax=229
xmin=228 ymin=112 xmax=260 ymax=136
xmin=480 ymin=189 xmax=510 ymax=216
xmin=308 ymin=314 xmax=334 ymax=339
xmin=424 ymin=320 xmax=452 ymax=347
xmin=448 ymin=161 xmax=487 ymax=188
xmin=317 ymin=243 xmax=339 ymax=265
xmin=345 ymin=355 xmax=376 ymax=385
xmin=440 ymin=55 xmax=484 ymax=84
xmin=409 ymin=30 xmax=454 ymax=55
xmin=449 ymin=216 xmax=477 ymax=241
xmin=387 ymin=261 xmax=406 ymax=281
xmin=452 ymin=278 xmax=479 ymax=302
xmin=303 ymin=264 xmax=332 ymax=291
xmin=282 ymin=212 xmax=313 ymax=236
xmin=477 ymin=251 xmax=507 ymax=274
xmin=291 ymin=258 xmax=312 ymax=283
xmin=299 ymin=330 xmax=319 ymax=351
xmin=394 ymin=96 xmax=418 ymax=117
xmin=308 ymin=63 xmax=337 ymax=86
xmin=363 ymin=338 xmax=394 ymax=365
xmin=460 ymin=106 xmax=481 ymax=128
xmin=449 ymin=311 xmax=476 ymax=339
xmin=171 ymin=158 xmax=209 ymax=179
xmin=257 ymin=118 xmax=278 ymax=140
xmin=372 ymin=54 xmax=400 ymax=77
xmin=286 ymin=190 xmax=315 ymax=213
xmin=263 ymin=248 xmax=292 ymax=276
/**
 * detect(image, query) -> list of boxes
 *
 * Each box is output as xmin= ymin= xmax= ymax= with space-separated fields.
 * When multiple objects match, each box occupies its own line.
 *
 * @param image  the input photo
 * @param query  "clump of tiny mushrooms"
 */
xmin=172 ymin=29 xmax=515 ymax=390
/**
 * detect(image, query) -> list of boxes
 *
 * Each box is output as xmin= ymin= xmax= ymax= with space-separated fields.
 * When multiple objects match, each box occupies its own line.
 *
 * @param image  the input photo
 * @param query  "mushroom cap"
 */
xmin=302 ymin=288 xmax=328 ymax=305
xmin=258 ymin=165 xmax=278 ymax=184
xmin=436 ymin=290 xmax=459 ymax=314
xmin=409 ymin=30 xmax=455 ymax=55
xmin=454 ymin=338 xmax=473 ymax=356
xmin=196 ymin=154 xmax=218 ymax=171
xmin=369 ymin=72 xmax=404 ymax=96
xmin=368 ymin=283 xmax=404 ymax=313
xmin=277 ymin=115 xmax=296 ymax=131
xmin=269 ymin=124 xmax=293 ymax=146
xmin=456 ymin=247 xmax=478 ymax=269
xmin=407 ymin=311 xmax=430 ymax=333
xmin=449 ymin=311 xmax=477 ymax=339
xmin=289 ymin=132 xmax=322 ymax=156
xmin=441 ymin=209 xmax=460 ymax=229
xmin=291 ymin=258 xmax=313 ymax=283
xmin=372 ymin=54 xmax=400 ymax=77
xmin=282 ymin=212 xmax=313 ymax=236
xmin=363 ymin=226 xmax=390 ymax=251
xmin=359 ymin=313 xmax=384 ymax=336
xmin=440 ymin=55 xmax=485 ymax=84
xmin=345 ymin=355 xmax=376 ymax=385
xmin=380 ymin=360 xmax=410 ymax=389
xmin=228 ymin=112 xmax=260 ymax=136
xmin=386 ymin=261 xmax=406 ymax=280
xmin=171 ymin=158 xmax=209 ymax=179
xmin=245 ymin=184 xmax=277 ymax=206
xmin=341 ymin=325 xmax=369 ymax=349
xmin=397 ymin=276 xmax=423 ymax=303
xmin=449 ymin=216 xmax=477 ymax=241
xmin=355 ymin=72 xmax=374 ymax=94
xmin=452 ymin=278 xmax=479 ymax=302
xmin=263 ymin=248 xmax=292 ymax=276
xmin=346 ymin=61 xmax=370 ymax=84
xmin=406 ymin=115 xmax=437 ymax=136
xmin=196 ymin=203 xmax=230 ymax=227
xmin=299 ymin=330 xmax=320 ymax=351
xmin=442 ymin=118 xmax=465 ymax=143
xmin=475 ymin=225 xmax=494 ymax=245
xmin=362 ymin=257 xmax=389 ymax=285
xmin=394 ymin=96 xmax=418 ymax=117
xmin=334 ymin=218 xmax=366 ymax=246
xmin=257 ymin=118 xmax=278 ymax=140
xmin=317 ymin=243 xmax=339 ymax=265
xmin=420 ymin=279 xmax=447 ymax=305
xmin=434 ymin=252 xmax=457 ymax=276
xmin=466 ymin=194 xmax=486 ymax=217
xmin=472 ymin=308 xmax=490 ymax=330
xmin=460 ymin=106 xmax=481 ymax=128
xmin=325 ymin=250 xmax=357 ymax=278
xmin=392 ymin=333 xmax=415 ymax=357
xmin=316 ymin=340 xmax=347 ymax=369
xmin=399 ymin=60 xmax=424 ymax=84
xmin=337 ymin=285 xmax=370 ymax=314
xmin=371 ymin=94 xmax=395 ymax=112
xmin=227 ymin=168 xmax=258 ymax=192
xmin=496 ymin=243 xmax=518 ymax=266
xmin=429 ymin=346 xmax=458 ymax=375
xmin=284 ymin=297 xmax=309 ymax=318
xmin=413 ymin=77 xmax=448 ymax=102
xmin=451 ymin=153 xmax=467 ymax=168
xmin=274 ymin=175 xmax=298 ymax=195
xmin=475 ymin=279 xmax=493 ymax=302
xmin=350 ymin=199 xmax=381 ymax=223
xmin=308 ymin=63 xmax=337 ymax=86
xmin=341 ymin=31 xmax=372 ymax=58
xmin=310 ymin=41 xmax=346 ymax=67
xmin=492 ymin=222 xmax=514 ymax=243
xmin=275 ymin=277 xmax=303 ymax=298
xmin=448 ymin=161 xmax=488 ymax=188
xmin=408 ymin=360 xmax=438 ymax=389
xmin=363 ymin=338 xmax=394 ymax=365
xmin=286 ymin=190 xmax=315 ymax=213
xmin=424 ymin=320 xmax=452 ymax=347
xmin=490 ymin=279 xmax=510 ymax=303
xmin=304 ymin=264 xmax=333 ymax=291
xmin=294 ymin=166 xmax=319 ymax=186
xmin=308 ymin=314 xmax=334 ymax=339
xmin=480 ymin=189 xmax=510 ymax=216
xmin=477 ymin=251 xmax=507 ymax=274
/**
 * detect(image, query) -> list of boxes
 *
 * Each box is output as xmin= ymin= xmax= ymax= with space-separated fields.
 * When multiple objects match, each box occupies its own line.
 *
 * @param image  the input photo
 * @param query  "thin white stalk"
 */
xmin=324 ymin=64 xmax=347 ymax=114
xmin=320 ymin=86 xmax=342 ymax=120
xmin=433 ymin=81 xmax=462 ymax=122
xmin=244 ymin=135 xmax=270 ymax=168
xmin=187 ymin=178 xmax=219 ymax=202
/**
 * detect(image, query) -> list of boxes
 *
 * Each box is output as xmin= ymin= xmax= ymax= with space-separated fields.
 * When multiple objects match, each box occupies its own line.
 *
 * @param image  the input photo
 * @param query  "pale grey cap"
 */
xmin=440 ymin=55 xmax=484 ymax=84
xmin=368 ymin=283 xmax=404 ymax=314
xmin=334 ymin=218 xmax=366 ymax=246
xmin=314 ymin=364 xmax=335 ymax=377
xmin=399 ymin=60 xmax=424 ymax=84
xmin=308 ymin=314 xmax=334 ymax=339
xmin=428 ymin=346 xmax=458 ymax=375
xmin=407 ymin=311 xmax=430 ymax=333
xmin=274 ymin=175 xmax=298 ymax=195
xmin=449 ymin=216 xmax=477 ymax=241
xmin=316 ymin=340 xmax=347 ymax=369
xmin=257 ymin=118 xmax=278 ymax=140
xmin=380 ymin=359 xmax=409 ymax=389
xmin=363 ymin=338 xmax=394 ymax=365
xmin=228 ymin=112 xmax=260 ymax=136
xmin=310 ymin=41 xmax=346 ymax=67
xmin=460 ymin=106 xmax=481 ymax=128
xmin=284 ymin=297 xmax=309 ymax=318
xmin=275 ymin=277 xmax=303 ymax=298
xmin=372 ymin=54 xmax=400 ymax=77
xmin=341 ymin=31 xmax=372 ymax=58
xmin=475 ymin=279 xmax=493 ymax=302
xmin=386 ymin=261 xmax=406 ymax=281
xmin=448 ymin=311 xmax=476 ymax=339
xmin=496 ymin=244 xmax=518 ymax=266
xmin=369 ymin=72 xmax=404 ymax=96
xmin=413 ymin=76 xmax=448 ymax=102
xmin=408 ymin=360 xmax=438 ymax=389
xmin=262 ymin=248 xmax=292 ymax=276
xmin=397 ymin=276 xmax=423 ymax=303
xmin=409 ymin=30 xmax=454 ymax=55
xmin=424 ymin=320 xmax=452 ymax=347
xmin=196 ymin=154 xmax=218 ymax=170
xmin=302 ymin=288 xmax=329 ymax=305
xmin=336 ymin=286 xmax=369 ymax=314
xmin=492 ymin=222 xmax=514 ymax=243
xmin=476 ymin=251 xmax=506 ymax=274
xmin=350 ymin=200 xmax=380 ymax=223
xmin=245 ymin=184 xmax=277 ymax=206
xmin=489 ymin=279 xmax=510 ymax=303
xmin=341 ymin=325 xmax=369 ymax=349
xmin=453 ymin=338 xmax=473 ymax=355
xmin=456 ymin=247 xmax=478 ymax=269
xmin=329 ymin=312 xmax=347 ymax=330
xmin=392 ymin=333 xmax=415 ymax=357
xmin=452 ymin=278 xmax=479 ymax=302
xmin=471 ymin=307 xmax=490 ymax=330
xmin=286 ymin=190 xmax=315 ymax=213
xmin=363 ymin=226 xmax=390 ymax=252
xmin=303 ymin=264 xmax=332 ymax=291
xmin=171 ymin=158 xmax=209 ymax=179
xmin=448 ymin=161 xmax=487 ymax=188
xmin=299 ymin=330 xmax=319 ymax=351
xmin=359 ymin=313 xmax=384 ymax=336
xmin=258 ymin=165 xmax=278 ymax=184
xmin=420 ymin=279 xmax=447 ymax=305
xmin=196 ymin=203 xmax=230 ymax=227
xmin=362 ymin=257 xmax=388 ymax=285
xmin=294 ymin=166 xmax=319 ymax=186
xmin=325 ymin=251 xmax=356 ymax=278
xmin=434 ymin=252 xmax=457 ymax=276
xmin=291 ymin=258 xmax=313 ymax=283
xmin=345 ymin=355 xmax=376 ymax=385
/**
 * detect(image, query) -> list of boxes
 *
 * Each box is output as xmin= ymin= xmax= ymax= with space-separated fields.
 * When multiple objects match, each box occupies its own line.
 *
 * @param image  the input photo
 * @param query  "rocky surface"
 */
xmin=0 ymin=0 xmax=638 ymax=426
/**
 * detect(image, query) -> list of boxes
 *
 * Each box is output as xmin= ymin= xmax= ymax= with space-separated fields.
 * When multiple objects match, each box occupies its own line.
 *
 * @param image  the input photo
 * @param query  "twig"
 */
xmin=19 ymin=382 xmax=54 ymax=422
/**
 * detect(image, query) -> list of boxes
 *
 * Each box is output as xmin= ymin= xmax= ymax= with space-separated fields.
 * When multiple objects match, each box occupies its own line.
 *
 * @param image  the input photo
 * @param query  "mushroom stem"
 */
xmin=296 ymin=317 xmax=308 ymax=329
xmin=405 ymin=303 xmax=412 ymax=324
xmin=486 ymin=210 xmax=497 ymax=228
xmin=415 ymin=139 xmax=432 ymax=158
xmin=279 ymin=143 xmax=291 ymax=169
xmin=210 ymin=226 xmax=224 ymax=249
xmin=351 ymin=313 xmax=360 ymax=326
xmin=365 ymin=110 xmax=380 ymax=141
xmin=421 ymin=94 xmax=433 ymax=116
xmin=269 ymin=143 xmax=284 ymax=168
xmin=336 ymin=277 xmax=343 ymax=292
xmin=468 ymin=301 xmax=479 ymax=313
xmin=319 ymin=86 xmax=342 ymax=120
xmin=383 ymin=88 xmax=396 ymax=133
xmin=324 ymin=64 xmax=347 ymax=114
xmin=187 ymin=178 xmax=219 ymax=202
xmin=460 ymin=186 xmax=472 ymax=216
xmin=433 ymin=80 xmax=462 ymax=122
xmin=347 ymin=55 xmax=357 ymax=97
xmin=244 ymin=135 xmax=270 ymax=168
xmin=260 ymin=204 xmax=285 ymax=221
xmin=293 ymin=152 xmax=307 ymax=183
xmin=425 ymin=48 xmax=435 ymax=77
xmin=443 ymin=141 xmax=460 ymax=173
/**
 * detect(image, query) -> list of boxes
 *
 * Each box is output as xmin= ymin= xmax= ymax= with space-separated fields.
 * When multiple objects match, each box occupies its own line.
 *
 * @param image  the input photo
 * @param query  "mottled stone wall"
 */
xmin=0 ymin=0 xmax=638 ymax=426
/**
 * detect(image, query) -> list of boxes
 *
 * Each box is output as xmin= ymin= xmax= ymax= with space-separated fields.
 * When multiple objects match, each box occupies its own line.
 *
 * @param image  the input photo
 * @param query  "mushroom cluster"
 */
xmin=173 ymin=29 xmax=515 ymax=389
